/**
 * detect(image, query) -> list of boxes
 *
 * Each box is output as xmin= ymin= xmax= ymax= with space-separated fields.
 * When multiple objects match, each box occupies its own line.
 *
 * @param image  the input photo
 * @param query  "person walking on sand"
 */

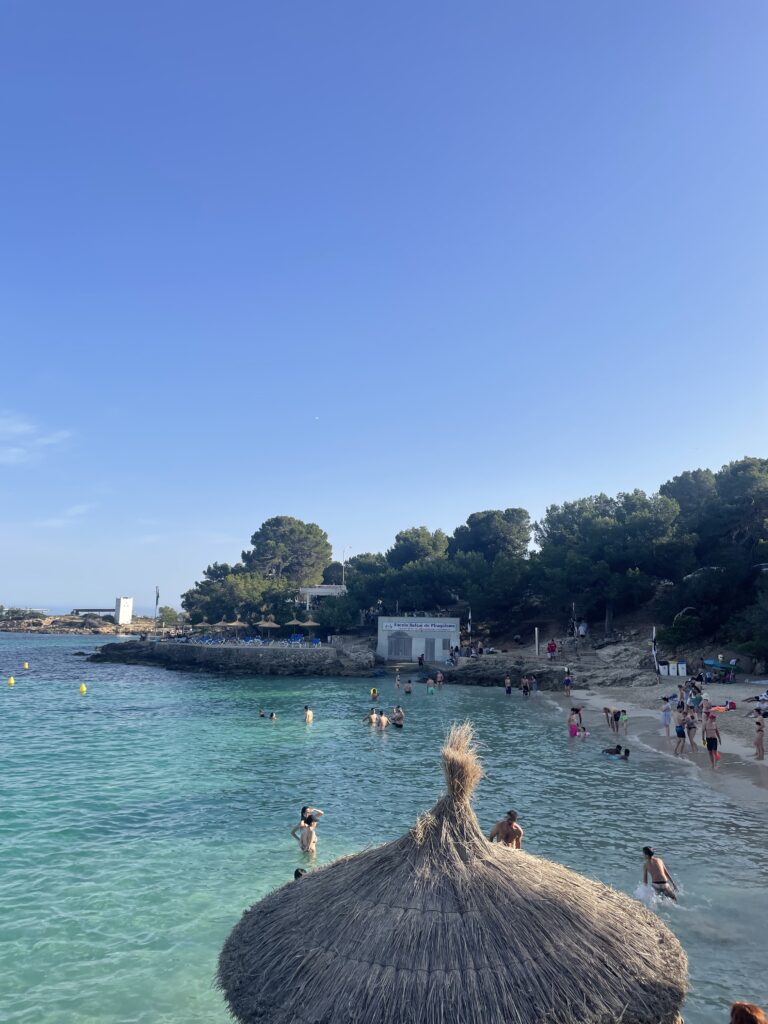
xmin=685 ymin=709 xmax=698 ymax=752
xmin=489 ymin=810 xmax=524 ymax=849
xmin=304 ymin=705 xmax=313 ymax=724
xmin=642 ymin=846 xmax=678 ymax=900
xmin=754 ymin=715 xmax=765 ymax=761
xmin=674 ymin=706 xmax=687 ymax=756
xmin=703 ymin=713 xmax=722 ymax=769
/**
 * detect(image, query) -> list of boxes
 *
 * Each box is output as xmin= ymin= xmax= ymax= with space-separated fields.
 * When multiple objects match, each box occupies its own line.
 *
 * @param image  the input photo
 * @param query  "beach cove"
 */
xmin=2 ymin=632 xmax=767 ymax=1024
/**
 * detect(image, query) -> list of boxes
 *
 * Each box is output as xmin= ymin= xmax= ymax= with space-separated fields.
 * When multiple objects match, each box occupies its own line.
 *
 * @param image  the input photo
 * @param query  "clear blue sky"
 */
xmin=2 ymin=1 xmax=767 ymax=612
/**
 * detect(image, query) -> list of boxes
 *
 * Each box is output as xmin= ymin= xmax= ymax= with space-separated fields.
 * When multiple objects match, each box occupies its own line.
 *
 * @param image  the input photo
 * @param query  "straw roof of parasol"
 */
xmin=218 ymin=724 xmax=687 ymax=1024
xmin=284 ymin=619 xmax=305 ymax=627
xmin=298 ymin=618 xmax=320 ymax=627
xmin=255 ymin=619 xmax=281 ymax=629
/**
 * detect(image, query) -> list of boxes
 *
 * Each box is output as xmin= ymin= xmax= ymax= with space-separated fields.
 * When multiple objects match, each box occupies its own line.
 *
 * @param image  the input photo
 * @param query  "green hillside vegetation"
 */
xmin=180 ymin=459 xmax=768 ymax=659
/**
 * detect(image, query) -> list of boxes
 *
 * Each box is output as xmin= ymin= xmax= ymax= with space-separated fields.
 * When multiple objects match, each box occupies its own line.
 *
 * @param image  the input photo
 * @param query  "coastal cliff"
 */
xmin=89 ymin=640 xmax=376 ymax=677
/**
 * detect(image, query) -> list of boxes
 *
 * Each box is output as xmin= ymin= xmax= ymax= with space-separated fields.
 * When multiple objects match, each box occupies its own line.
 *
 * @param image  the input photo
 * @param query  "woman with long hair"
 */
xmin=731 ymin=1002 xmax=768 ymax=1024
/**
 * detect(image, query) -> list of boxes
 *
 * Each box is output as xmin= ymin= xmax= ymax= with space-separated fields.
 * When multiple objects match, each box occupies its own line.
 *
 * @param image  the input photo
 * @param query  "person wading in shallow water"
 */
xmin=642 ymin=846 xmax=677 ymax=900
xmin=488 ymin=810 xmax=524 ymax=849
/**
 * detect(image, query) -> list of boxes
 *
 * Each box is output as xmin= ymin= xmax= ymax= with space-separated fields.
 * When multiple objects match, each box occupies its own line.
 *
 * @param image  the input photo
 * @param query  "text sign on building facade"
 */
xmin=381 ymin=620 xmax=456 ymax=631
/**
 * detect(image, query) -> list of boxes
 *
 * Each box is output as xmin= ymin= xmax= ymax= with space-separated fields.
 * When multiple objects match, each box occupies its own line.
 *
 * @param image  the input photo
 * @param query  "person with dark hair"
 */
xmin=304 ymin=704 xmax=313 ymax=724
xmin=489 ymin=810 xmax=524 ymax=849
xmin=642 ymin=847 xmax=677 ymax=900
xmin=293 ymin=868 xmax=307 ymax=880
xmin=602 ymin=743 xmax=622 ymax=755
xmin=703 ymin=713 xmax=722 ymax=769
xmin=619 ymin=748 xmax=630 ymax=761
xmin=291 ymin=815 xmax=318 ymax=855
xmin=731 ymin=1002 xmax=768 ymax=1024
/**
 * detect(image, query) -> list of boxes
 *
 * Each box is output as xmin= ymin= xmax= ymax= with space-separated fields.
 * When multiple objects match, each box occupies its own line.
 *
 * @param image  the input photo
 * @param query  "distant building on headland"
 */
xmin=115 ymin=596 xmax=134 ymax=625
xmin=377 ymin=616 xmax=460 ymax=663
xmin=298 ymin=584 xmax=347 ymax=611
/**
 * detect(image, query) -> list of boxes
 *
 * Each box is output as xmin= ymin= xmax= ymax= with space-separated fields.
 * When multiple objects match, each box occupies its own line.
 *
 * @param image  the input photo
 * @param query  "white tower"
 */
xmin=115 ymin=597 xmax=134 ymax=625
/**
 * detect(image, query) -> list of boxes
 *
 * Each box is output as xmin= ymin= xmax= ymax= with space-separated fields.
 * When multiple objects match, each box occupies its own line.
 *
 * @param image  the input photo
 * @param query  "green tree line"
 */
xmin=180 ymin=458 xmax=768 ymax=658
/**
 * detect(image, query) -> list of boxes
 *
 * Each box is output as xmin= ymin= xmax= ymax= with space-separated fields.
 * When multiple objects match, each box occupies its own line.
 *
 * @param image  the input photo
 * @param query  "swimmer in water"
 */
xmin=364 ymin=708 xmax=379 ymax=726
xmin=259 ymin=708 xmax=266 ymax=718
xmin=602 ymin=743 xmax=622 ymax=755
xmin=404 ymin=679 xmax=413 ymax=694
xmin=304 ymin=705 xmax=313 ymax=724
xmin=619 ymin=748 xmax=630 ymax=761
xmin=269 ymin=712 xmax=277 ymax=721
xmin=642 ymin=846 xmax=677 ymax=900
xmin=489 ymin=810 xmax=524 ymax=849
xmin=378 ymin=710 xmax=390 ymax=728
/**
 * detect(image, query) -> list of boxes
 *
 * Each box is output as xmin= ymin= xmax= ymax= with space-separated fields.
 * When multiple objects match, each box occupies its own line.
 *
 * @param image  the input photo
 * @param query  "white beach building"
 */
xmin=376 ymin=616 xmax=460 ymax=663
xmin=114 ymin=596 xmax=134 ymax=625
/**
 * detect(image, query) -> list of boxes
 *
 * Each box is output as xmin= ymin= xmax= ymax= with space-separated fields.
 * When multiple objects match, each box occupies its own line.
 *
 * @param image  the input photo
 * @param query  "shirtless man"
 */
xmin=703 ymin=713 xmax=722 ymax=770
xmin=364 ymin=708 xmax=379 ymax=726
xmin=488 ymin=810 xmax=524 ymax=849
xmin=378 ymin=710 xmax=390 ymax=729
xmin=642 ymin=846 xmax=677 ymax=900
xmin=404 ymin=679 xmax=413 ymax=695
xmin=304 ymin=705 xmax=313 ymax=724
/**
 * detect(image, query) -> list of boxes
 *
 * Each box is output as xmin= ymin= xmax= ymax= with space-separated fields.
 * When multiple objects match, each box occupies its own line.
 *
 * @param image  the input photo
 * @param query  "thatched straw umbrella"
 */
xmin=218 ymin=724 xmax=687 ymax=1024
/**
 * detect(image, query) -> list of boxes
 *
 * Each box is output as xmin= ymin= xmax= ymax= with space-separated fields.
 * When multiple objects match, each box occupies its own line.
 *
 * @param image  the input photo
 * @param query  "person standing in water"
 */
xmin=660 ymin=697 xmax=672 ymax=738
xmin=364 ymin=708 xmax=379 ymax=726
xmin=304 ymin=705 xmax=313 ymax=724
xmin=504 ymin=674 xmax=512 ymax=696
xmin=291 ymin=815 xmax=318 ymax=856
xmin=436 ymin=670 xmax=444 ymax=688
xmin=703 ymin=713 xmax=722 ymax=769
xmin=489 ymin=810 xmax=524 ymax=849
xmin=404 ymin=679 xmax=413 ymax=695
xmin=378 ymin=709 xmax=390 ymax=728
xmin=642 ymin=847 xmax=677 ymax=900
xmin=673 ymin=705 xmax=687 ymax=756
xmin=394 ymin=671 xmax=401 ymax=689
xmin=563 ymin=671 xmax=573 ymax=698
xmin=521 ymin=675 xmax=530 ymax=698
xmin=753 ymin=715 xmax=764 ymax=761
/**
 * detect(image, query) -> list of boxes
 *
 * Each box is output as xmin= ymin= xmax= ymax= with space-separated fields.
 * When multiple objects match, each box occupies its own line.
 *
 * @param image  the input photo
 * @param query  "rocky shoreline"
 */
xmin=89 ymin=640 xmax=377 ymax=677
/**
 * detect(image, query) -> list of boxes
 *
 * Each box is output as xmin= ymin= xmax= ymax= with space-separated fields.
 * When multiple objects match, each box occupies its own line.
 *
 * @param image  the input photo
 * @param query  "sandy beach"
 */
xmin=564 ymin=680 xmax=768 ymax=808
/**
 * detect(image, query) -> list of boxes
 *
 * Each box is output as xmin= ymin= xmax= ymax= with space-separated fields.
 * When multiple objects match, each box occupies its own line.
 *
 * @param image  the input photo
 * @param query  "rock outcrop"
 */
xmin=89 ymin=640 xmax=375 ymax=677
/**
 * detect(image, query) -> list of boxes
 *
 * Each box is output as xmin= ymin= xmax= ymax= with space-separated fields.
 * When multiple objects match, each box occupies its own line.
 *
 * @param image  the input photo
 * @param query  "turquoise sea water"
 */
xmin=1 ymin=633 xmax=766 ymax=1024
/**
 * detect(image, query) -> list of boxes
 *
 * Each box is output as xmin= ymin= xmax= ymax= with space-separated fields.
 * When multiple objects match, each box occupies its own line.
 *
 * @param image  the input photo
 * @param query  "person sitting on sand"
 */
xmin=602 ymin=743 xmax=622 ymax=755
xmin=291 ymin=816 xmax=318 ymax=856
xmin=489 ymin=810 xmax=524 ymax=849
xmin=642 ymin=846 xmax=677 ymax=900
xmin=743 ymin=690 xmax=768 ymax=704
xmin=364 ymin=708 xmax=379 ymax=726
xmin=304 ymin=705 xmax=313 ymax=724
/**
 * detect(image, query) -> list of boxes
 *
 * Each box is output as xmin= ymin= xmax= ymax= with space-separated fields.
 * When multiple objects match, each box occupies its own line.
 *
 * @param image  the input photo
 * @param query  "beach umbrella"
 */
xmin=283 ymin=618 xmax=305 ymax=628
xmin=218 ymin=724 xmax=687 ymax=1024
xmin=255 ymin=619 xmax=281 ymax=629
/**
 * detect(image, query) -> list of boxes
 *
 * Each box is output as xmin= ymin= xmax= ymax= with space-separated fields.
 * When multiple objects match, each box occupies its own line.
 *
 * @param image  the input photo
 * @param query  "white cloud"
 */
xmin=0 ymin=412 xmax=71 ymax=465
xmin=35 ymin=503 xmax=95 ymax=529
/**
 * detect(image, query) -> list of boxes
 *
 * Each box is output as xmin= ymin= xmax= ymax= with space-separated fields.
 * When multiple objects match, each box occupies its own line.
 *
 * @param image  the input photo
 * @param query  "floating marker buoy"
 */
xmin=23 ymin=662 xmax=29 ymax=670
xmin=80 ymin=683 xmax=87 ymax=695
xmin=8 ymin=676 xmax=15 ymax=687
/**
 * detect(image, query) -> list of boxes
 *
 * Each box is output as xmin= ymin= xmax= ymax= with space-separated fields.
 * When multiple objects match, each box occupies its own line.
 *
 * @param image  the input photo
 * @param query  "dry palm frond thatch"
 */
xmin=218 ymin=722 xmax=687 ymax=1024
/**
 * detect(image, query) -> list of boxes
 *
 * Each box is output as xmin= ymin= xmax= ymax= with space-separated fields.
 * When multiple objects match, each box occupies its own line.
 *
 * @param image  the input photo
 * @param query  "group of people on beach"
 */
xmin=660 ymin=680 xmax=729 ymax=769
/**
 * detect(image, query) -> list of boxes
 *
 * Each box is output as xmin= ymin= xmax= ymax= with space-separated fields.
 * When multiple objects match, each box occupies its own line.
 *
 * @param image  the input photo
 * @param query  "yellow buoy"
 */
xmin=80 ymin=683 xmax=87 ymax=695
xmin=23 ymin=662 xmax=29 ymax=670
xmin=8 ymin=676 xmax=15 ymax=687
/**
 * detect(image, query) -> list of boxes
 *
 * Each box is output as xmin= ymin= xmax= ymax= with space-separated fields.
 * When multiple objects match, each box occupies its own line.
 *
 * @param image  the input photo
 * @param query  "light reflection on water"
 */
xmin=1 ymin=633 xmax=765 ymax=1023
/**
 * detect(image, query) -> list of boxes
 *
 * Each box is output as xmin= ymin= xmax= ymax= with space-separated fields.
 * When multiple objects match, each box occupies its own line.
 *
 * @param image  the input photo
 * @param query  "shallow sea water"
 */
xmin=1 ymin=633 xmax=766 ymax=1023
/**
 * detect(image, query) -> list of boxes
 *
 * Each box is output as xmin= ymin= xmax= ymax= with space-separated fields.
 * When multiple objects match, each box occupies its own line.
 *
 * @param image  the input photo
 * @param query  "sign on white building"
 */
xmin=376 ymin=616 xmax=460 ymax=662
